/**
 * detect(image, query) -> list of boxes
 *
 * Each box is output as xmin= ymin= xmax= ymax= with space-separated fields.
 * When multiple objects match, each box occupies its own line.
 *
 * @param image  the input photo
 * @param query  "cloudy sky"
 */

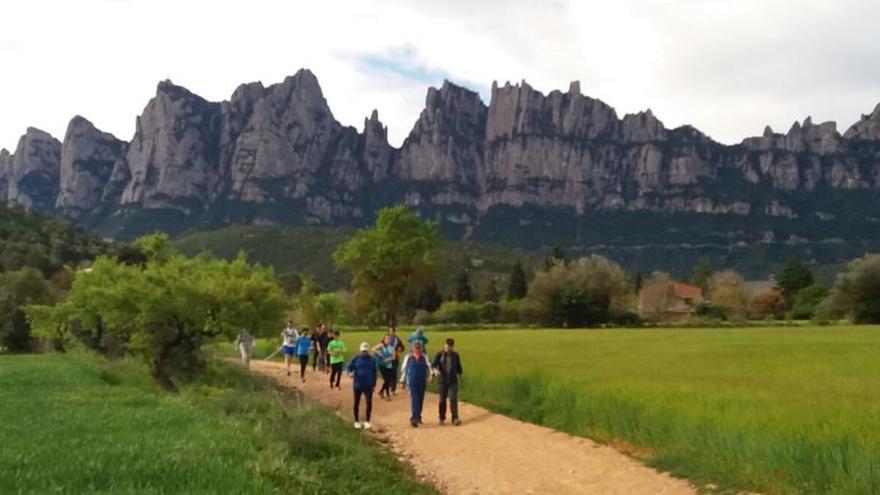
xmin=1 ymin=0 xmax=878 ymax=150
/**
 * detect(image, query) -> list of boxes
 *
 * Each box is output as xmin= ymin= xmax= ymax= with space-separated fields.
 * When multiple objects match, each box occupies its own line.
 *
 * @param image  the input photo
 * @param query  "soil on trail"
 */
xmin=250 ymin=360 xmax=697 ymax=495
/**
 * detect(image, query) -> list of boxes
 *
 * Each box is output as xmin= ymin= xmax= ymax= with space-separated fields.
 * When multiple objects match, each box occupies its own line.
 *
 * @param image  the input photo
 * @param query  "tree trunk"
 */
xmin=150 ymin=360 xmax=178 ymax=393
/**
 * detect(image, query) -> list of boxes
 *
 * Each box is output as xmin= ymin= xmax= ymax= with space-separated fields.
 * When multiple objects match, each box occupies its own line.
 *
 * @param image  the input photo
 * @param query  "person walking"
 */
xmin=233 ymin=329 xmax=255 ymax=369
xmin=372 ymin=335 xmax=395 ymax=400
xmin=295 ymin=328 xmax=312 ymax=383
xmin=432 ymin=338 xmax=464 ymax=426
xmin=280 ymin=321 xmax=299 ymax=376
xmin=388 ymin=326 xmax=405 ymax=395
xmin=319 ymin=327 xmax=333 ymax=374
xmin=408 ymin=326 xmax=429 ymax=356
xmin=310 ymin=324 xmax=322 ymax=371
xmin=327 ymin=330 xmax=347 ymax=389
xmin=399 ymin=341 xmax=432 ymax=427
xmin=346 ymin=342 xmax=378 ymax=429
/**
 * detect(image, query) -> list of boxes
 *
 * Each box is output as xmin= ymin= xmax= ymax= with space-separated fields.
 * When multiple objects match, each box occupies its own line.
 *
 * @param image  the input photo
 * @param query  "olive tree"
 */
xmin=27 ymin=234 xmax=286 ymax=391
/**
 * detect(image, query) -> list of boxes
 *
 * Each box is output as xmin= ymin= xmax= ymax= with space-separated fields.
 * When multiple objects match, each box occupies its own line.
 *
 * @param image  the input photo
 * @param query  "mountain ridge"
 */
xmin=2 ymin=69 xmax=880 ymax=273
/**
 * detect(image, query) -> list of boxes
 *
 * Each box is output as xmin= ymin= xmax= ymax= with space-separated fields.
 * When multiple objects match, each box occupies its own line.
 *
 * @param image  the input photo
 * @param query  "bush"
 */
xmin=498 ymin=299 xmax=525 ymax=323
xmin=412 ymin=309 xmax=434 ymax=326
xmin=433 ymin=301 xmax=482 ymax=324
xmin=791 ymin=283 xmax=829 ymax=320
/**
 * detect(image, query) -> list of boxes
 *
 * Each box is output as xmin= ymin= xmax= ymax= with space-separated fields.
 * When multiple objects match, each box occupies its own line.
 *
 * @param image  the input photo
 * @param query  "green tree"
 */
xmin=333 ymin=205 xmax=437 ymax=326
xmin=294 ymin=276 xmax=319 ymax=327
xmin=776 ymin=257 xmax=814 ymax=300
xmin=828 ymin=254 xmax=880 ymax=323
xmin=0 ymin=268 xmax=57 ymax=352
xmin=416 ymin=283 xmax=443 ymax=312
xmin=689 ymin=258 xmax=714 ymax=290
xmin=507 ymin=260 xmax=528 ymax=300
xmin=27 ymin=234 xmax=286 ymax=391
xmin=527 ymin=255 xmax=628 ymax=327
xmin=791 ymin=283 xmax=829 ymax=320
xmin=484 ymin=278 xmax=501 ymax=303
xmin=314 ymin=292 xmax=349 ymax=327
xmin=456 ymin=270 xmax=474 ymax=302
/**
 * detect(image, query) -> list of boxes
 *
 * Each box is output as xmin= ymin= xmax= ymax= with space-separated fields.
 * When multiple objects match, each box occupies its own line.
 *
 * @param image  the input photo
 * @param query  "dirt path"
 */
xmin=250 ymin=360 xmax=697 ymax=495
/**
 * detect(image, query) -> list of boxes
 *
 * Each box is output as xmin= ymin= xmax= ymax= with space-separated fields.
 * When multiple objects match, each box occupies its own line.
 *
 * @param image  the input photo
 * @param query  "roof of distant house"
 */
xmin=672 ymin=282 xmax=703 ymax=299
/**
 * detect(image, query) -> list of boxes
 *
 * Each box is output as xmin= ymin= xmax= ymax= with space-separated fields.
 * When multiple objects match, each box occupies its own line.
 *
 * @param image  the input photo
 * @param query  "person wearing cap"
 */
xmin=346 ymin=341 xmax=378 ymax=429
xmin=399 ymin=340 xmax=432 ymax=427
xmin=432 ymin=338 xmax=464 ymax=426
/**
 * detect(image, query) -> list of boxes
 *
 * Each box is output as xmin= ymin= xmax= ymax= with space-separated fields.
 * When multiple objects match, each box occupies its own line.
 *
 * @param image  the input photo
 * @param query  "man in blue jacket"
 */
xmin=399 ymin=341 xmax=432 ymax=427
xmin=346 ymin=342 xmax=378 ymax=430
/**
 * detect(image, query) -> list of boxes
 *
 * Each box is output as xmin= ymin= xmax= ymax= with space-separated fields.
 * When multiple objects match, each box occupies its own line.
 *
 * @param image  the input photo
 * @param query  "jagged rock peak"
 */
xmin=486 ymin=78 xmax=619 ymax=140
xmin=844 ymin=102 xmax=880 ymax=140
xmin=3 ymin=127 xmax=62 ymax=211
xmin=56 ymin=116 xmax=127 ymax=220
xmin=620 ymin=109 xmax=666 ymax=142
xmin=569 ymin=80 xmax=581 ymax=95
xmin=763 ymin=125 xmax=774 ymax=137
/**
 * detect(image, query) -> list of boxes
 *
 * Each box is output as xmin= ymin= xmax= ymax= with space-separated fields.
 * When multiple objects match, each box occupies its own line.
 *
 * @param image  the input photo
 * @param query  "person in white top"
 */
xmin=233 ymin=329 xmax=255 ymax=369
xmin=280 ymin=320 xmax=300 ymax=376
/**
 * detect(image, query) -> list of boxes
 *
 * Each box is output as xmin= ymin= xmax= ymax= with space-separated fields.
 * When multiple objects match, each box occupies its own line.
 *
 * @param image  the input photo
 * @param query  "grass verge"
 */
xmin=0 ymin=353 xmax=435 ymax=494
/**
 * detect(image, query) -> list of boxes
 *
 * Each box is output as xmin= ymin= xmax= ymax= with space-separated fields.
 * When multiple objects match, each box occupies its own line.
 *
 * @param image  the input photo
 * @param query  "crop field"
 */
xmin=240 ymin=325 xmax=880 ymax=494
xmin=0 ymin=354 xmax=433 ymax=494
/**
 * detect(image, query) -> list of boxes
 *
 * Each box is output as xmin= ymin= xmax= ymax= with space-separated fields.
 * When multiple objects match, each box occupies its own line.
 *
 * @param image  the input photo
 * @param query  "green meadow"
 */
xmin=259 ymin=325 xmax=880 ymax=494
xmin=0 ymin=354 xmax=434 ymax=494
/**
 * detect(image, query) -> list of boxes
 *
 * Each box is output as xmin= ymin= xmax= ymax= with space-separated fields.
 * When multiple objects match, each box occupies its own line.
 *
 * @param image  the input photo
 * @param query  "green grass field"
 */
xmin=241 ymin=326 xmax=880 ymax=494
xmin=0 ymin=354 xmax=434 ymax=494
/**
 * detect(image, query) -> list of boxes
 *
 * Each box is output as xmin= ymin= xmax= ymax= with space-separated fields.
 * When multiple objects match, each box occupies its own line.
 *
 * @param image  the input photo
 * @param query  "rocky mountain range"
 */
xmin=3 ymin=68 xmax=880 ymax=274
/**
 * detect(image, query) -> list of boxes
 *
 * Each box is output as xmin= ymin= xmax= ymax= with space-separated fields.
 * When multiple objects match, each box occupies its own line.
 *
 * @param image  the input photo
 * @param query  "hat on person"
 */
xmin=359 ymin=342 xmax=370 ymax=352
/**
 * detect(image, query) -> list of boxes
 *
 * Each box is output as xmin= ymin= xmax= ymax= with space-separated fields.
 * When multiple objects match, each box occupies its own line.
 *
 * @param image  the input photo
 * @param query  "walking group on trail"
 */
xmin=237 ymin=323 xmax=464 ymax=430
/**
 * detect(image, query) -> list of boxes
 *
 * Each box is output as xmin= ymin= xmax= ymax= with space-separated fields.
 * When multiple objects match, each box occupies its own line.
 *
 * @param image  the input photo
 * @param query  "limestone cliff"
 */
xmin=3 ymin=71 xmax=880 ymax=264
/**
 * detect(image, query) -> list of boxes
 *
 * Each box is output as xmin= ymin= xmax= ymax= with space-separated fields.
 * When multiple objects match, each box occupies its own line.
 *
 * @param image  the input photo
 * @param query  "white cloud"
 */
xmin=0 ymin=0 xmax=877 ymax=150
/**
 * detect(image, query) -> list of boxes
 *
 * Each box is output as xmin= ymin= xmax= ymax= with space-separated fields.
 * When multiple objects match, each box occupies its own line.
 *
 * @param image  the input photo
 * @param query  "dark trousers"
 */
xmin=353 ymin=387 xmax=374 ymax=422
xmin=438 ymin=381 xmax=459 ymax=421
xmin=298 ymin=355 xmax=308 ymax=378
xmin=379 ymin=367 xmax=394 ymax=396
xmin=311 ymin=348 xmax=319 ymax=370
xmin=409 ymin=386 xmax=426 ymax=423
xmin=391 ymin=358 xmax=400 ymax=392
xmin=330 ymin=362 xmax=343 ymax=387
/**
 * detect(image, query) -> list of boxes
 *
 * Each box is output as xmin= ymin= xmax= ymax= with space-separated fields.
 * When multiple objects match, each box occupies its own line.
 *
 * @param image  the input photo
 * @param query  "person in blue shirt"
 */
xmin=346 ymin=342 xmax=378 ymax=429
xmin=294 ymin=328 xmax=312 ymax=383
xmin=372 ymin=334 xmax=396 ymax=400
xmin=407 ymin=326 xmax=429 ymax=356
xmin=399 ymin=341 xmax=432 ymax=427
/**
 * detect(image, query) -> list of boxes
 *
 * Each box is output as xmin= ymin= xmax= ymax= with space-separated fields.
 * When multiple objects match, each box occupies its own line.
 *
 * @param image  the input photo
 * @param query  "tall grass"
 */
xmin=0 ymin=353 xmax=435 ymax=494
xmin=302 ymin=326 xmax=880 ymax=494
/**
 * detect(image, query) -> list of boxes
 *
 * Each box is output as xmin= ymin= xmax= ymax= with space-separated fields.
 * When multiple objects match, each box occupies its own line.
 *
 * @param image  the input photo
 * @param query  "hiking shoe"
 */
xmin=439 ymin=419 xmax=445 ymax=426
xmin=286 ymin=370 xmax=291 ymax=376
xmin=354 ymin=422 xmax=362 ymax=429
xmin=453 ymin=419 xmax=462 ymax=426
xmin=363 ymin=422 xmax=372 ymax=430
xmin=410 ymin=421 xmax=419 ymax=428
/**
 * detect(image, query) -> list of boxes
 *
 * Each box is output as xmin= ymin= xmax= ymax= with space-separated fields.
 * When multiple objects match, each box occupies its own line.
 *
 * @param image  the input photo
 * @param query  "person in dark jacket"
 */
xmin=432 ymin=338 xmax=464 ymax=426
xmin=346 ymin=342 xmax=378 ymax=429
xmin=399 ymin=341 xmax=432 ymax=427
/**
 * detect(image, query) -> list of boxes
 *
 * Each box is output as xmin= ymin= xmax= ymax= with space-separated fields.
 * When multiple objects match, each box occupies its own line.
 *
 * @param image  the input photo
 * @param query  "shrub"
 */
xmin=791 ymin=283 xmax=829 ymax=320
xmin=433 ymin=301 xmax=482 ymax=324
xmin=498 ymin=299 xmax=525 ymax=323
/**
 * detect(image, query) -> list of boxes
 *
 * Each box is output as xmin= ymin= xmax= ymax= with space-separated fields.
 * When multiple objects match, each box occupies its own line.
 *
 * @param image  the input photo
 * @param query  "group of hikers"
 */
xmin=235 ymin=322 xmax=463 ymax=430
